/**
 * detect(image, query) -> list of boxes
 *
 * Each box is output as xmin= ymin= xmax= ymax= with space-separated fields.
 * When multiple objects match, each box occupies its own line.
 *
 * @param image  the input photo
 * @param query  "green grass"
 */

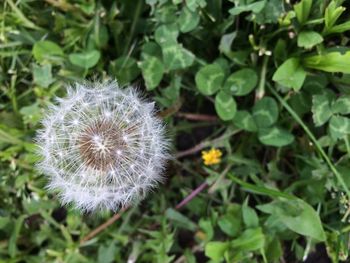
xmin=1 ymin=0 xmax=350 ymax=262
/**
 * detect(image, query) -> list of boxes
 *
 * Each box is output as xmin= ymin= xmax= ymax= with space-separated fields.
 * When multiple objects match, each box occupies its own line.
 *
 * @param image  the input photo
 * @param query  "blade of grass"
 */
xmin=228 ymin=173 xmax=297 ymax=200
xmin=0 ymin=128 xmax=22 ymax=145
xmin=123 ymin=0 xmax=143 ymax=55
xmin=10 ymin=74 xmax=18 ymax=114
xmin=6 ymin=0 xmax=43 ymax=30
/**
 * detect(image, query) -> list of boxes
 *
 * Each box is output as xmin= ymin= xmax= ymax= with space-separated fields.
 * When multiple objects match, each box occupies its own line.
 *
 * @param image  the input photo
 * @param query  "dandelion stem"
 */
xmin=176 ymin=112 xmax=219 ymax=122
xmin=175 ymin=182 xmax=208 ymax=210
xmin=80 ymin=165 xmax=231 ymax=243
xmin=157 ymin=99 xmax=183 ymax=118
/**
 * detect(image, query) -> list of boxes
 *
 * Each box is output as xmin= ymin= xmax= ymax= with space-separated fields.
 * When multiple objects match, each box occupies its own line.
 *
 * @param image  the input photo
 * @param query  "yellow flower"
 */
xmin=201 ymin=148 xmax=222 ymax=166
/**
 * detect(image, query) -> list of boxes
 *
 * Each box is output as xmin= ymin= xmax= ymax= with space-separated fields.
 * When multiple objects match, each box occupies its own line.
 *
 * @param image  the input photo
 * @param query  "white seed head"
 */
xmin=36 ymin=81 xmax=169 ymax=212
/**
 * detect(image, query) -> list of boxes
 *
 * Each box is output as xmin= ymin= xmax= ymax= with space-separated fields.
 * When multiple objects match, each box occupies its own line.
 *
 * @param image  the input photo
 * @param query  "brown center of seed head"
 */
xmin=78 ymin=119 xmax=125 ymax=171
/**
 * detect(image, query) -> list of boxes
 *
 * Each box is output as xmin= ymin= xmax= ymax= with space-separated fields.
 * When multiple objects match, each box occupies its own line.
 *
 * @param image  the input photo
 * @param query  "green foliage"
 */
xmin=258 ymin=126 xmax=294 ymax=147
xmin=329 ymin=116 xmax=350 ymax=140
xmin=258 ymin=199 xmax=326 ymax=241
xmin=214 ymin=91 xmax=237 ymax=121
xmin=33 ymin=41 xmax=64 ymax=63
xmin=69 ymin=50 xmax=101 ymax=69
xmin=297 ymin=31 xmax=324 ymax=49
xmin=242 ymin=199 xmax=259 ymax=228
xmin=2 ymin=0 xmax=350 ymax=262
xmin=138 ymin=55 xmax=164 ymax=90
xmin=224 ymin=68 xmax=258 ymax=96
xmin=252 ymin=97 xmax=279 ymax=128
xmin=233 ymin=110 xmax=258 ymax=132
xmin=195 ymin=64 xmax=225 ymax=95
xmin=303 ymin=51 xmax=350 ymax=73
xmin=312 ymin=94 xmax=333 ymax=127
xmin=323 ymin=1 xmax=350 ymax=35
xmin=205 ymin=241 xmax=229 ymax=262
xmin=178 ymin=7 xmax=200 ymax=33
xmin=273 ymin=58 xmax=306 ymax=91
xmin=33 ymin=64 xmax=55 ymax=88
xmin=294 ymin=0 xmax=312 ymax=25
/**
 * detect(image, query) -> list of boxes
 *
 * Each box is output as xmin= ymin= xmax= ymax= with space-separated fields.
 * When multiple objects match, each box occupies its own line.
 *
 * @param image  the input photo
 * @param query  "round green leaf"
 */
xmin=272 ymin=58 xmax=306 ymax=91
xmin=155 ymin=24 xmax=179 ymax=45
xmin=312 ymin=94 xmax=333 ymax=127
xmin=161 ymin=43 xmax=194 ymax=71
xmin=19 ymin=103 xmax=42 ymax=126
xmin=69 ymin=50 xmax=101 ymax=69
xmin=186 ymin=0 xmax=207 ymax=11
xmin=224 ymin=68 xmax=258 ymax=96
xmin=252 ymin=97 xmax=279 ymax=128
xmin=141 ymin=41 xmax=162 ymax=59
xmin=329 ymin=115 xmax=350 ymax=140
xmin=138 ymin=55 xmax=164 ymax=91
xmin=215 ymin=91 xmax=237 ymax=121
xmin=33 ymin=64 xmax=54 ymax=88
xmin=109 ymin=56 xmax=140 ymax=85
xmin=258 ymin=127 xmax=294 ymax=147
xmin=233 ymin=110 xmax=257 ymax=132
xmin=195 ymin=64 xmax=225 ymax=95
xmin=178 ymin=7 xmax=200 ymax=33
xmin=32 ymin=40 xmax=64 ymax=63
xmin=87 ymin=24 xmax=109 ymax=49
xmin=332 ymin=95 xmax=350 ymax=115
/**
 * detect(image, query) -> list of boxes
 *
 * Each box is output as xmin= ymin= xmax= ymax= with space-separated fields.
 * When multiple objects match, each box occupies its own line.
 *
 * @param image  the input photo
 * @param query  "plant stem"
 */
xmin=341 ymin=205 xmax=350 ymax=223
xmin=176 ymin=112 xmax=219 ymax=122
xmin=80 ymin=206 xmax=129 ymax=245
xmin=10 ymin=74 xmax=18 ymax=114
xmin=343 ymin=135 xmax=350 ymax=159
xmin=175 ymin=182 xmax=208 ymax=210
xmin=157 ymin=99 xmax=183 ymax=118
xmin=256 ymin=55 xmax=269 ymax=100
xmin=175 ymin=128 xmax=241 ymax=158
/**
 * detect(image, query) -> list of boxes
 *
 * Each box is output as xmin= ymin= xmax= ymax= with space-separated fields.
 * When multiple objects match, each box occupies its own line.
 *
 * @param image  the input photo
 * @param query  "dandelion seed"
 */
xmin=72 ymin=119 xmax=79 ymax=125
xmin=201 ymin=148 xmax=222 ymax=166
xmin=36 ymin=80 xmax=169 ymax=212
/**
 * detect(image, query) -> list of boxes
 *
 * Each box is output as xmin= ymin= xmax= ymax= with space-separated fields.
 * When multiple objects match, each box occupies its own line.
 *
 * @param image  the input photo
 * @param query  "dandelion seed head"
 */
xmin=36 ymin=81 xmax=169 ymax=212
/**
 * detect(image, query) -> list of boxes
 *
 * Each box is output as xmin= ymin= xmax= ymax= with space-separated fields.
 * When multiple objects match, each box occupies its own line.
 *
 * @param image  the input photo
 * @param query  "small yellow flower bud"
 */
xmin=201 ymin=148 xmax=222 ymax=166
